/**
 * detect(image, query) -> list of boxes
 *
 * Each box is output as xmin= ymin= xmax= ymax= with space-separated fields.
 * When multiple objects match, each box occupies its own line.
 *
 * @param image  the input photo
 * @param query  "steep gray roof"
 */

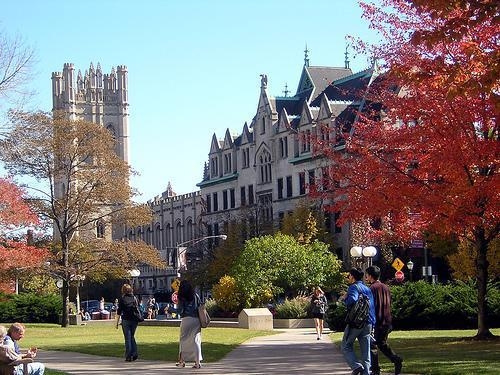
xmin=296 ymin=66 xmax=353 ymax=102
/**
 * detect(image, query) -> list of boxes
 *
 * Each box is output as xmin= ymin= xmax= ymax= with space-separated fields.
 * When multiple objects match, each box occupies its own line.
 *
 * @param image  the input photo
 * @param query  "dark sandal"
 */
xmin=175 ymin=361 xmax=185 ymax=367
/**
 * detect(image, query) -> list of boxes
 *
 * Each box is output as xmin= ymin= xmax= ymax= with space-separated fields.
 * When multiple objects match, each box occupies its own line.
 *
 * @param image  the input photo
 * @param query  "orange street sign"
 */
xmin=392 ymin=257 xmax=405 ymax=272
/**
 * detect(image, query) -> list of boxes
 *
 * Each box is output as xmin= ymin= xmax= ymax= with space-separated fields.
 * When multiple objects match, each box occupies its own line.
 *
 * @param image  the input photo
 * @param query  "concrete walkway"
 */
xmin=38 ymin=328 xmax=354 ymax=374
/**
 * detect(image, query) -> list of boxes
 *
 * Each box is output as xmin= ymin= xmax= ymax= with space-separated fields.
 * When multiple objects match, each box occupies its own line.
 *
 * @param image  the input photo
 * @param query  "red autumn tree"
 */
xmin=314 ymin=0 xmax=498 ymax=339
xmin=0 ymin=178 xmax=49 ymax=292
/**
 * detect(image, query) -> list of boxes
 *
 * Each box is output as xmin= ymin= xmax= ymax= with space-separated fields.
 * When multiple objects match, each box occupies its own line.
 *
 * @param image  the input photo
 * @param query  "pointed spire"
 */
xmin=345 ymin=44 xmax=350 ymax=69
xmin=304 ymin=44 xmax=310 ymax=67
xmin=166 ymin=182 xmax=176 ymax=197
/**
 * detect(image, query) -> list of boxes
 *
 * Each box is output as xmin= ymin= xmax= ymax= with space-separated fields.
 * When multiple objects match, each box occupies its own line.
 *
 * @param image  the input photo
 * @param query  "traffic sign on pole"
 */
xmin=392 ymin=257 xmax=405 ymax=272
xmin=395 ymin=270 xmax=404 ymax=282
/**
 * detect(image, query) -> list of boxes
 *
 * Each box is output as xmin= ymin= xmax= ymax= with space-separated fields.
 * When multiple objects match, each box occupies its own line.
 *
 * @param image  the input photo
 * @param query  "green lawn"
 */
xmin=331 ymin=328 xmax=500 ymax=375
xmin=12 ymin=324 xmax=500 ymax=375
xmin=18 ymin=323 xmax=272 ymax=363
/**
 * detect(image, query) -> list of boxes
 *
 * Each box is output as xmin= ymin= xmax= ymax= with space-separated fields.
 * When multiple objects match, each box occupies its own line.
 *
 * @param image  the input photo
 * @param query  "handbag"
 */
xmin=196 ymin=295 xmax=210 ymax=328
xmin=134 ymin=297 xmax=145 ymax=322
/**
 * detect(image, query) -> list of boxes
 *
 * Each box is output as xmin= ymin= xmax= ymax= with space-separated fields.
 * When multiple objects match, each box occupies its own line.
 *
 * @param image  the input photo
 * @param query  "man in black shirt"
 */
xmin=365 ymin=266 xmax=403 ymax=375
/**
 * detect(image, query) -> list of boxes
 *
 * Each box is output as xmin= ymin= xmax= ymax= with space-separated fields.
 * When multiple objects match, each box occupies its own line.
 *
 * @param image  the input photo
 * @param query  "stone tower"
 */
xmin=51 ymin=63 xmax=129 ymax=241
xmin=51 ymin=62 xmax=129 ymax=162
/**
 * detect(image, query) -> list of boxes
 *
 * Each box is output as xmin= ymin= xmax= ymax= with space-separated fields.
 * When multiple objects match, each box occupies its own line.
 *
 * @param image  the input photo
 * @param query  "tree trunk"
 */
xmin=60 ymin=238 xmax=70 ymax=328
xmin=473 ymin=228 xmax=494 ymax=340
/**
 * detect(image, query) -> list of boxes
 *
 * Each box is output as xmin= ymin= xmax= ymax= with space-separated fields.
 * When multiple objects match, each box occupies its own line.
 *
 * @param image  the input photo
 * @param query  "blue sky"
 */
xmin=1 ymin=0 xmax=377 ymax=202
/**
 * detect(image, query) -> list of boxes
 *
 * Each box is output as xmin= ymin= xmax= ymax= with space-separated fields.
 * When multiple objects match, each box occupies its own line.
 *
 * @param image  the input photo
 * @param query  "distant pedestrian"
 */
xmin=340 ymin=268 xmax=375 ymax=375
xmin=310 ymin=286 xmax=327 ymax=340
xmin=117 ymin=284 xmax=143 ymax=362
xmin=365 ymin=266 xmax=403 ymax=375
xmin=99 ymin=297 xmax=110 ymax=319
xmin=176 ymin=280 xmax=202 ymax=369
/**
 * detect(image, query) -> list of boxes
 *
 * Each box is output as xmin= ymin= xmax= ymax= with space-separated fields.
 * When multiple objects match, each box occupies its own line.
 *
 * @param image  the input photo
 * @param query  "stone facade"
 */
xmin=197 ymin=62 xmax=376 ymax=263
xmin=133 ymin=60 xmax=377 ymax=298
xmin=128 ymin=184 xmax=204 ymax=295
xmin=51 ymin=62 xmax=129 ymax=242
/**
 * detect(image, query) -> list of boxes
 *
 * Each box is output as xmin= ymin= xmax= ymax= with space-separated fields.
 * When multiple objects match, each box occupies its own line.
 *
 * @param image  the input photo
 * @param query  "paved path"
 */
xmin=38 ymin=328 xmax=354 ymax=374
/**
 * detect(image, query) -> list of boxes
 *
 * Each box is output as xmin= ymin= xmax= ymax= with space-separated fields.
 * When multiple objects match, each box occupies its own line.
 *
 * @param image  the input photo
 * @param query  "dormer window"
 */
xmin=301 ymin=129 xmax=311 ymax=153
xmin=210 ymin=156 xmax=218 ymax=177
xmin=224 ymin=153 xmax=232 ymax=174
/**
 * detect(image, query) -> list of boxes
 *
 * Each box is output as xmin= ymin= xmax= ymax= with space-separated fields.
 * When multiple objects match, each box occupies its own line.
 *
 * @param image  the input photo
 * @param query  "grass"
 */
xmin=10 ymin=324 xmax=500 ymax=375
xmin=16 ymin=322 xmax=273 ymax=373
xmin=331 ymin=328 xmax=500 ymax=375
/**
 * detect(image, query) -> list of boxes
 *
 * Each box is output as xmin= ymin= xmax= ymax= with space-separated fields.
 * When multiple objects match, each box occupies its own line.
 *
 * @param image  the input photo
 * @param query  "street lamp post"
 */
xmin=72 ymin=274 xmax=86 ymax=312
xmin=407 ymin=259 xmax=414 ymax=281
xmin=128 ymin=269 xmax=141 ymax=289
xmin=350 ymin=246 xmax=378 ymax=271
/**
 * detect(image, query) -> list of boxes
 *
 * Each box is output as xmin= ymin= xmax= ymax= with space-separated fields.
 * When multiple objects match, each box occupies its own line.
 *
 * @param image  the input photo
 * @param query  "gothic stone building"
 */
xmin=198 ymin=59 xmax=376 ymax=263
xmin=106 ymin=57 xmax=376 ymax=297
xmin=51 ymin=62 xmax=130 ymax=242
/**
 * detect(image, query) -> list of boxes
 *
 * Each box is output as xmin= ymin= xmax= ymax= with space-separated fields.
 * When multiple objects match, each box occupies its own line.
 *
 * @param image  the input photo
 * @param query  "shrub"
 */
xmin=324 ymin=302 xmax=346 ymax=332
xmin=212 ymin=275 xmax=241 ymax=313
xmin=274 ymin=296 xmax=310 ymax=319
xmin=0 ymin=292 xmax=62 ymax=323
xmin=324 ymin=280 xmax=500 ymax=331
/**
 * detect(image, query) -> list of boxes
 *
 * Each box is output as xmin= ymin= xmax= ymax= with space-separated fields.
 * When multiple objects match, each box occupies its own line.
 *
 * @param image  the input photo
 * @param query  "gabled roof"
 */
xmin=222 ymin=129 xmax=234 ymax=150
xmin=238 ymin=122 xmax=253 ymax=145
xmin=209 ymin=133 xmax=222 ymax=154
xmin=296 ymin=66 xmax=353 ymax=102
xmin=310 ymin=68 xmax=374 ymax=107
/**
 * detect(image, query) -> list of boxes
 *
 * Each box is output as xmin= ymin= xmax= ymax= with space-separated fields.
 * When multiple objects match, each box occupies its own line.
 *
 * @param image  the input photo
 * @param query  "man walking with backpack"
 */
xmin=365 ymin=266 xmax=403 ymax=375
xmin=340 ymin=268 xmax=375 ymax=375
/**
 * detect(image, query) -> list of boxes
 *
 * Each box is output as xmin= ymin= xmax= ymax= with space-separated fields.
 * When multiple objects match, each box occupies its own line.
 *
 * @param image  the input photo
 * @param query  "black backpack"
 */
xmin=345 ymin=284 xmax=370 ymax=328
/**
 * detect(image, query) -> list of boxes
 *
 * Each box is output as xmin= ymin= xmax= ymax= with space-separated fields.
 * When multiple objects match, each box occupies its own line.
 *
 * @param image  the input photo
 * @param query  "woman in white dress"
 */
xmin=176 ymin=280 xmax=202 ymax=369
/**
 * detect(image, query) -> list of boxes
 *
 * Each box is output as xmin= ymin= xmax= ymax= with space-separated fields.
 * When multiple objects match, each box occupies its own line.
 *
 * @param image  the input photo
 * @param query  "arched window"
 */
xmin=164 ymin=223 xmax=172 ymax=248
xmin=186 ymin=219 xmax=193 ymax=241
xmin=257 ymin=149 xmax=272 ymax=184
xmin=155 ymin=223 xmax=162 ymax=249
xmin=96 ymin=220 xmax=105 ymax=239
xmin=175 ymin=222 xmax=182 ymax=244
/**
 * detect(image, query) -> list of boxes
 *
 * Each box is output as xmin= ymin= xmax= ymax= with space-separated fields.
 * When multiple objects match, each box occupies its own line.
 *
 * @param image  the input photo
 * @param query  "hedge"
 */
xmin=0 ymin=292 xmax=62 ymax=323
xmin=325 ymin=280 xmax=500 ymax=331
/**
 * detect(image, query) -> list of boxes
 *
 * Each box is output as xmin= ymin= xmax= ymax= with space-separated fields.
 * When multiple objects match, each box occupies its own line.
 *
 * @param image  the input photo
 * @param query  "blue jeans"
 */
xmin=121 ymin=319 xmax=138 ymax=359
xmin=341 ymin=323 xmax=372 ymax=375
xmin=14 ymin=362 xmax=45 ymax=375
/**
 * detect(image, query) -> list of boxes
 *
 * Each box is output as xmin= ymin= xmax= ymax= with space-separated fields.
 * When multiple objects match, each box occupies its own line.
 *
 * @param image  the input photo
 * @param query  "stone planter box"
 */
xmin=273 ymin=318 xmax=320 ymax=329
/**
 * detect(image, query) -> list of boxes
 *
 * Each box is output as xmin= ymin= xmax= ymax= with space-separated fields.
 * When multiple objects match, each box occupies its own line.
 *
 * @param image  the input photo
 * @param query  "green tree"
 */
xmin=231 ymin=233 xmax=343 ymax=307
xmin=206 ymin=221 xmax=245 ymax=287
xmin=0 ymin=111 xmax=165 ymax=326
xmin=280 ymin=199 xmax=333 ymax=245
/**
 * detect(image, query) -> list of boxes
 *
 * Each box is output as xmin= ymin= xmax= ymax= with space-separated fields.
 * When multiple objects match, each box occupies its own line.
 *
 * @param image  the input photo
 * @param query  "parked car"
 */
xmin=80 ymin=300 xmax=100 ymax=314
xmin=80 ymin=300 xmax=113 ymax=314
